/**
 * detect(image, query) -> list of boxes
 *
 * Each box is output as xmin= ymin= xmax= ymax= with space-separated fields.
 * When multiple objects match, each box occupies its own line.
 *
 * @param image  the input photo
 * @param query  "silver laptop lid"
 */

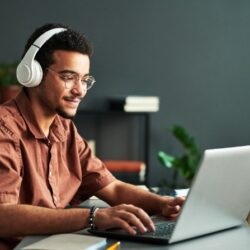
xmin=170 ymin=146 xmax=250 ymax=243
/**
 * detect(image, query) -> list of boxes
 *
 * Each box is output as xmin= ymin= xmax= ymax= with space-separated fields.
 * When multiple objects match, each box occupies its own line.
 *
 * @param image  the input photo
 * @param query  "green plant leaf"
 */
xmin=158 ymin=124 xmax=201 ymax=183
xmin=158 ymin=151 xmax=175 ymax=168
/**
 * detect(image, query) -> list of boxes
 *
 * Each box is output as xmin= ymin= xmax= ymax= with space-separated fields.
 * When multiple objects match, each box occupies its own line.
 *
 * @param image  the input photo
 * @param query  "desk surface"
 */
xmin=15 ymin=225 xmax=250 ymax=250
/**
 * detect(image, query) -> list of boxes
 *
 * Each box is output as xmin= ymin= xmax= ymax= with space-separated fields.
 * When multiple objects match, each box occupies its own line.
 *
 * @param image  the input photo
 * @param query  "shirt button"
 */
xmin=49 ymin=171 xmax=52 ymax=177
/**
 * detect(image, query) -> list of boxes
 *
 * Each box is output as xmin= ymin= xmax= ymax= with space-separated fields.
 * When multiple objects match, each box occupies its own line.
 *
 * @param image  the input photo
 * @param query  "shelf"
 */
xmin=74 ymin=110 xmax=151 ymax=185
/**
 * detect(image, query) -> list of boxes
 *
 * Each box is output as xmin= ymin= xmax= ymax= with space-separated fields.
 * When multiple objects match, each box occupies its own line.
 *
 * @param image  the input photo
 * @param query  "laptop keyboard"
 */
xmin=137 ymin=222 xmax=176 ymax=238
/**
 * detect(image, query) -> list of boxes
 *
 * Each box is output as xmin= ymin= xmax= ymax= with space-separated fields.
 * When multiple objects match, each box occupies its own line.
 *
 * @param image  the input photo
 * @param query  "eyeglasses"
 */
xmin=47 ymin=68 xmax=96 ymax=91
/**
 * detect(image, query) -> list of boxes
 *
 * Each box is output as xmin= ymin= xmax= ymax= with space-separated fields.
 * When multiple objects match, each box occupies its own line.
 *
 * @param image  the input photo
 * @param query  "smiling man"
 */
xmin=28 ymin=50 xmax=90 ymax=136
xmin=0 ymin=23 xmax=184 ymax=250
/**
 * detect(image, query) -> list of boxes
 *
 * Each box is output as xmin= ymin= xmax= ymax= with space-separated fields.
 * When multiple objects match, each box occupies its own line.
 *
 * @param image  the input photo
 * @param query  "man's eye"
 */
xmin=82 ymin=76 xmax=90 ymax=82
xmin=60 ymin=75 xmax=74 ymax=81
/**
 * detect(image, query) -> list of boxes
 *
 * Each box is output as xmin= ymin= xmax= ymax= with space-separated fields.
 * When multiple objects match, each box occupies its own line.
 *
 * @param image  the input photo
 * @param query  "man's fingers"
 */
xmin=94 ymin=204 xmax=155 ymax=234
xmin=111 ymin=209 xmax=146 ymax=234
xmin=111 ymin=217 xmax=137 ymax=235
xmin=174 ymin=196 xmax=185 ymax=205
xmin=120 ymin=204 xmax=155 ymax=232
xmin=168 ymin=196 xmax=185 ymax=206
xmin=161 ymin=196 xmax=185 ymax=218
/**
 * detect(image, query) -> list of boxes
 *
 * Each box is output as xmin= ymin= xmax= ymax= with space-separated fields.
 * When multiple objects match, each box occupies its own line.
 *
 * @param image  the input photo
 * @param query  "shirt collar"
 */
xmin=15 ymin=89 xmax=67 ymax=142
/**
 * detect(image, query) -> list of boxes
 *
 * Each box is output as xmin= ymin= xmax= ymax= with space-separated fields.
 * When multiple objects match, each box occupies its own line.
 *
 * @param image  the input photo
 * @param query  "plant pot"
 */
xmin=0 ymin=85 xmax=22 ymax=104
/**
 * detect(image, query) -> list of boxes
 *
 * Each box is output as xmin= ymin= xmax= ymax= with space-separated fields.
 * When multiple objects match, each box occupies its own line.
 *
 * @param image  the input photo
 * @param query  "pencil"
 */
xmin=106 ymin=241 xmax=121 ymax=250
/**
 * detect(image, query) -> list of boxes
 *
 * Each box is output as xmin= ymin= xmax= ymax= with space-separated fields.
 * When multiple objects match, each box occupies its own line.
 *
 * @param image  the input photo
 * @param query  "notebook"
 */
xmin=21 ymin=233 xmax=106 ymax=250
xmin=89 ymin=146 xmax=250 ymax=244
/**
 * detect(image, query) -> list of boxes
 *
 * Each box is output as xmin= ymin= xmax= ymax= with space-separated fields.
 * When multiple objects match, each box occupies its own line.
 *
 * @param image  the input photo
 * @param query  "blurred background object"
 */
xmin=0 ymin=62 xmax=21 ymax=103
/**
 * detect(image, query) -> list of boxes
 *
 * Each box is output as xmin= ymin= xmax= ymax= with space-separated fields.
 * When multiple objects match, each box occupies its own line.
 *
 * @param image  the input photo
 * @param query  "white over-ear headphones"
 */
xmin=16 ymin=27 xmax=66 ymax=87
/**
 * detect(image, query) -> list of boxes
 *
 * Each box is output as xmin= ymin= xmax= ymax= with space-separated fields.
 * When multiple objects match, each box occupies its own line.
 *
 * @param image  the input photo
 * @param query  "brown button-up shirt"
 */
xmin=0 ymin=89 xmax=115 ymax=208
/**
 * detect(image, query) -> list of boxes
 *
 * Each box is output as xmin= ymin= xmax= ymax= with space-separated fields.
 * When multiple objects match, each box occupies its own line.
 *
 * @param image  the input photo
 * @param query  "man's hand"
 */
xmin=95 ymin=180 xmax=186 ymax=233
xmin=94 ymin=204 xmax=156 ymax=235
xmin=160 ymin=196 xmax=185 ymax=219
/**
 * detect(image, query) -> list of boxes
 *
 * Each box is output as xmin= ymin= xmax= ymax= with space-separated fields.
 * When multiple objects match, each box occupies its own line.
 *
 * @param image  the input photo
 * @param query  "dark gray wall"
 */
xmin=1 ymin=0 xmax=250 ymax=186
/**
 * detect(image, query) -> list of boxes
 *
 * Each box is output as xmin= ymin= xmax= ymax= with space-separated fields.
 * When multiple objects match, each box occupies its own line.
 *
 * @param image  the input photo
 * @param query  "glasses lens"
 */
xmin=84 ymin=76 xmax=96 ymax=90
xmin=65 ymin=81 xmax=74 ymax=89
xmin=65 ymin=78 xmax=75 ymax=89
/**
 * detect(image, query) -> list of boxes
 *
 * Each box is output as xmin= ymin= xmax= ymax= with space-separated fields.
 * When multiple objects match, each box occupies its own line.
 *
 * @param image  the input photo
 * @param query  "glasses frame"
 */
xmin=46 ymin=67 xmax=96 ymax=91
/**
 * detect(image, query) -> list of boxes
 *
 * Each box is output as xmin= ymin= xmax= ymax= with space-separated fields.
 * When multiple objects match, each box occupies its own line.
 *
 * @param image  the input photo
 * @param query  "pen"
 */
xmin=106 ymin=241 xmax=121 ymax=250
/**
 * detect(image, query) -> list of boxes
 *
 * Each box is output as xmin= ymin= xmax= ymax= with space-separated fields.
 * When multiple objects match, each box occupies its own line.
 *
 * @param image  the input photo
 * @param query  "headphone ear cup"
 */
xmin=16 ymin=60 xmax=43 ymax=87
xmin=16 ymin=61 xmax=32 ymax=86
xmin=31 ymin=60 xmax=43 ymax=87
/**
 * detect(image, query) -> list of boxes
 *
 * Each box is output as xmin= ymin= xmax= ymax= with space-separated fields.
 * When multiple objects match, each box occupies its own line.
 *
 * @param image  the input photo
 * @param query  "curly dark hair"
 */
xmin=21 ymin=23 xmax=93 ymax=71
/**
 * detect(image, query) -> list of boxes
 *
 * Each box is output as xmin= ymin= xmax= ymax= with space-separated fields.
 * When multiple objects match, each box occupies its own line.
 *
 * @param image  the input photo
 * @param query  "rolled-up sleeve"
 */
xmin=70 ymin=133 xmax=116 ymax=205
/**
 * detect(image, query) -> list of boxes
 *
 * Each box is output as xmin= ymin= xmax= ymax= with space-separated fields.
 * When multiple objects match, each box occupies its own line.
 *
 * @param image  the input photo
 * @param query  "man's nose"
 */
xmin=71 ymin=81 xmax=87 ymax=97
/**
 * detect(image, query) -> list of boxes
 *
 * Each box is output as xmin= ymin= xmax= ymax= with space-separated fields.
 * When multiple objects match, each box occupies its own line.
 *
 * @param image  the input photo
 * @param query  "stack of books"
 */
xmin=109 ymin=95 xmax=160 ymax=112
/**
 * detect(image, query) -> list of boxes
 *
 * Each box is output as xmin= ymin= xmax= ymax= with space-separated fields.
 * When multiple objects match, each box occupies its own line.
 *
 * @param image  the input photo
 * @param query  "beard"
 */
xmin=55 ymin=95 xmax=83 ymax=119
xmin=56 ymin=107 xmax=78 ymax=119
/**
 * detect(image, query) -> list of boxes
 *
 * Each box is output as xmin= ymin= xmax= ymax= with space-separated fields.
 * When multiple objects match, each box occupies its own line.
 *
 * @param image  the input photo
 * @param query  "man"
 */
xmin=0 ymin=23 xmax=184 ymax=249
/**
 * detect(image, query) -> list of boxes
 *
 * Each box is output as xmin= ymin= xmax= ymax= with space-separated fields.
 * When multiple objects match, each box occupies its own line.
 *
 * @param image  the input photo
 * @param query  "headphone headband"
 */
xmin=16 ymin=27 xmax=67 ymax=87
xmin=33 ymin=28 xmax=66 ymax=48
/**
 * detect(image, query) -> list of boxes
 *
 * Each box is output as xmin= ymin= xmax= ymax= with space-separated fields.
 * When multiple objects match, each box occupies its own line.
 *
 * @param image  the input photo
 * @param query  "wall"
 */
xmin=1 ymin=0 xmax=250 ymax=186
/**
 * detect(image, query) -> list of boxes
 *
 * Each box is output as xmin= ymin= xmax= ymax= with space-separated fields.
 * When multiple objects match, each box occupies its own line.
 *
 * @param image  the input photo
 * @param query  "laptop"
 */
xmin=88 ymin=146 xmax=250 ymax=244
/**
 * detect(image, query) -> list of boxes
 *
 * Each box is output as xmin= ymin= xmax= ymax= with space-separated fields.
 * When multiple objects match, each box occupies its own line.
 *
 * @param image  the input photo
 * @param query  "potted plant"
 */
xmin=0 ymin=62 xmax=21 ymax=103
xmin=158 ymin=125 xmax=201 ymax=188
